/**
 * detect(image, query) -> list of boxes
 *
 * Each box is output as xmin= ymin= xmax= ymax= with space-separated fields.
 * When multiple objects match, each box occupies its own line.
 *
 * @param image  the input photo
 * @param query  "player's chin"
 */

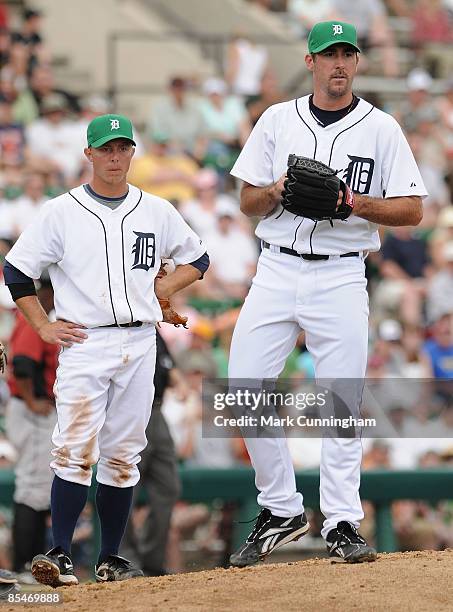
xmin=328 ymin=80 xmax=349 ymax=98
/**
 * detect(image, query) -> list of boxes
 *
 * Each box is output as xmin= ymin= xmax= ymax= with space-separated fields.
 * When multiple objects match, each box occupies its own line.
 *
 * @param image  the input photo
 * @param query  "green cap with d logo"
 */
xmin=308 ymin=21 xmax=361 ymax=54
xmin=87 ymin=113 xmax=136 ymax=148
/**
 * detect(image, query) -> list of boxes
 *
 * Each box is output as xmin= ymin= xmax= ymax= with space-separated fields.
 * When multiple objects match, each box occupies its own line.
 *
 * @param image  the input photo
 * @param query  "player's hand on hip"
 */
xmin=38 ymin=320 xmax=88 ymax=347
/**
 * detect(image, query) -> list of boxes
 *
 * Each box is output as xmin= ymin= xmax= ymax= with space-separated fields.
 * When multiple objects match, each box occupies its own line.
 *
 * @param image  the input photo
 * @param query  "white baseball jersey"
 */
xmin=6 ymin=184 xmax=205 ymax=327
xmin=231 ymin=95 xmax=427 ymax=254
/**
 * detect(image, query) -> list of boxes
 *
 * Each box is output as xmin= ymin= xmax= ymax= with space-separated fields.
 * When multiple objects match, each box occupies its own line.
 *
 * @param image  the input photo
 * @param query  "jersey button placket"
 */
xmin=106 ymin=216 xmax=127 ymax=323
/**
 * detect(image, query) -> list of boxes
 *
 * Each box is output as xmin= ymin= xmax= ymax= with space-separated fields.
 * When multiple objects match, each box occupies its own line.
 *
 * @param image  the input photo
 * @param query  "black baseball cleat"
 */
xmin=229 ymin=508 xmax=309 ymax=567
xmin=95 ymin=555 xmax=144 ymax=582
xmin=31 ymin=547 xmax=78 ymax=587
xmin=326 ymin=521 xmax=377 ymax=563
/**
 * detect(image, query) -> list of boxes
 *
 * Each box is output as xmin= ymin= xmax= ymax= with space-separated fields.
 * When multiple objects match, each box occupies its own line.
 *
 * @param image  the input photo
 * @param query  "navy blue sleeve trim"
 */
xmin=189 ymin=252 xmax=210 ymax=279
xmin=3 ymin=260 xmax=34 ymax=284
xmin=8 ymin=282 xmax=37 ymax=301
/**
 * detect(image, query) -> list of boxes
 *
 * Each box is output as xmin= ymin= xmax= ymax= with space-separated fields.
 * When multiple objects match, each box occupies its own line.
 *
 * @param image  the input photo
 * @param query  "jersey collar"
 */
xmin=298 ymin=95 xmax=371 ymax=132
xmin=69 ymin=183 xmax=142 ymax=216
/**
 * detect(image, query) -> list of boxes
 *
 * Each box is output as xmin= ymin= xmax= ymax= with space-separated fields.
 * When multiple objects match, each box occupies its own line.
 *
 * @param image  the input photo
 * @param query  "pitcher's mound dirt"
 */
xmin=6 ymin=549 xmax=453 ymax=612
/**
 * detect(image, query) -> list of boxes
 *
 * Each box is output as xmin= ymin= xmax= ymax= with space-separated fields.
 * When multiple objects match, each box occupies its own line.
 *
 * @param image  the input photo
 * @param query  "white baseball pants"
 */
xmin=228 ymin=249 xmax=369 ymax=539
xmin=51 ymin=325 xmax=156 ymax=488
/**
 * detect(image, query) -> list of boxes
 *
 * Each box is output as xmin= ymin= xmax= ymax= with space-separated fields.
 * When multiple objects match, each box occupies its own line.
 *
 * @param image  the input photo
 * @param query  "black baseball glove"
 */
xmin=281 ymin=154 xmax=355 ymax=221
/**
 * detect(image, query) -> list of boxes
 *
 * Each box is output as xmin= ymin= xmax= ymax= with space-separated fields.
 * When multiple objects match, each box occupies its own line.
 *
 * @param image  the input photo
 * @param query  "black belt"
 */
xmin=262 ymin=241 xmax=359 ymax=261
xmin=100 ymin=321 xmax=143 ymax=328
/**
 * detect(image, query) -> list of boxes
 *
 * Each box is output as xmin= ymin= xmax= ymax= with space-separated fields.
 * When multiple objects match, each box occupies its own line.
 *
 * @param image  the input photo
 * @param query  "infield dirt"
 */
xmin=5 ymin=549 xmax=453 ymax=612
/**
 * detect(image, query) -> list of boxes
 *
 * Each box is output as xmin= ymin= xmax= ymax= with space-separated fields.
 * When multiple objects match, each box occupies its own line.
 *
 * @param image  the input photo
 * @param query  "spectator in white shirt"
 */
xmin=5 ymin=172 xmax=46 ymax=240
xmin=25 ymin=93 xmax=82 ymax=184
xmin=180 ymin=168 xmax=239 ymax=240
xmin=203 ymin=200 xmax=258 ymax=299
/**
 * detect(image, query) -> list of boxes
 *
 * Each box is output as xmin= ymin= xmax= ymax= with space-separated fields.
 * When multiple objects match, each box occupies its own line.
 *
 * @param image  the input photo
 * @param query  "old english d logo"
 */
xmin=343 ymin=156 xmax=374 ymax=194
xmin=131 ymin=231 xmax=155 ymax=271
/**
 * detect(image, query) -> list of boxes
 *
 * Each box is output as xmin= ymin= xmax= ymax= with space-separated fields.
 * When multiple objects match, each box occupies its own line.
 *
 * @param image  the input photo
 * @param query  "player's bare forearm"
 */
xmin=15 ymin=295 xmax=51 ymax=333
xmin=240 ymin=177 xmax=285 ymax=217
xmin=155 ymin=263 xmax=201 ymax=300
xmin=353 ymin=195 xmax=423 ymax=226
xmin=15 ymin=295 xmax=87 ymax=347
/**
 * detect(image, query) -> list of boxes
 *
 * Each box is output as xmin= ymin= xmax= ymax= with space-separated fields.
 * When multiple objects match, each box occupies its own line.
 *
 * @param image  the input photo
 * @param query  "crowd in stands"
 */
xmin=0 ymin=0 xmax=451 ymax=575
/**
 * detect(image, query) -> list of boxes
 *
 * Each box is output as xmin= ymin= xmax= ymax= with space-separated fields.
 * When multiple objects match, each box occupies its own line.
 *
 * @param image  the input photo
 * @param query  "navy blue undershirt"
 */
xmin=309 ymin=94 xmax=360 ymax=127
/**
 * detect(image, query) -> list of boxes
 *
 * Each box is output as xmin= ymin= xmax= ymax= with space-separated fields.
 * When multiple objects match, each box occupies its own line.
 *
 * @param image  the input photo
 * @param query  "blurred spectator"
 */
xmin=1 ymin=172 xmax=46 ymax=241
xmin=382 ymin=227 xmax=429 ymax=279
xmin=411 ymin=0 xmax=453 ymax=77
xmin=393 ymin=69 xmax=438 ymax=134
xmin=287 ymin=0 xmax=336 ymax=37
xmin=423 ymin=313 xmax=453 ymax=378
xmin=5 ymin=276 xmax=57 ymax=582
xmin=199 ymin=78 xmax=251 ymax=184
xmin=245 ymin=71 xmax=287 ymax=126
xmin=408 ymin=109 xmax=449 ymax=204
xmin=367 ymin=318 xmax=405 ymax=377
xmin=0 ymin=4 xmax=8 ymax=30
xmin=174 ymin=352 xmax=243 ymax=468
xmin=429 ymin=207 xmax=453 ymax=271
xmin=203 ymin=200 xmax=258 ymax=300
xmin=179 ymin=168 xmax=239 ymax=239
xmin=427 ymin=242 xmax=453 ymax=324
xmin=399 ymin=324 xmax=433 ymax=378
xmin=0 ymin=95 xmax=25 ymax=167
xmin=148 ymin=76 xmax=206 ymax=160
xmin=0 ymin=27 xmax=10 ymax=70
xmin=438 ymin=78 xmax=453 ymax=132
xmin=374 ymin=227 xmax=430 ymax=325
xmin=128 ymin=133 xmax=199 ymax=205
xmin=0 ymin=71 xmax=32 ymax=126
xmin=394 ymin=498 xmax=443 ymax=551
xmin=225 ymin=29 xmax=269 ymax=100
xmin=2 ymin=42 xmax=29 ymax=92
xmin=332 ymin=0 xmax=399 ymax=77
xmin=436 ymin=81 xmax=453 ymax=201
xmin=26 ymin=93 xmax=82 ymax=183
xmin=425 ymin=401 xmax=453 ymax=444
xmin=362 ymin=440 xmax=391 ymax=470
xmin=11 ymin=8 xmax=48 ymax=69
xmin=14 ymin=64 xmax=78 ymax=125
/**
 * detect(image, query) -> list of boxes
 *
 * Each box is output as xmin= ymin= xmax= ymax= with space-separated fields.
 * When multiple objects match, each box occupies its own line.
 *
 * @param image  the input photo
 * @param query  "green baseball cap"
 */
xmin=308 ymin=21 xmax=361 ymax=54
xmin=87 ymin=113 xmax=136 ymax=148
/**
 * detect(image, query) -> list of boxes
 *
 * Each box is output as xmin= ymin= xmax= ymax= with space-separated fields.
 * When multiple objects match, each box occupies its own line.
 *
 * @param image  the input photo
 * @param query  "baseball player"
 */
xmin=3 ymin=113 xmax=209 ymax=586
xmin=228 ymin=21 xmax=426 ymax=566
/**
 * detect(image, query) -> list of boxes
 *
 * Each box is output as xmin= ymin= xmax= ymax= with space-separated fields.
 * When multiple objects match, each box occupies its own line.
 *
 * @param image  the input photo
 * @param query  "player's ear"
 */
xmin=305 ymin=54 xmax=314 ymax=72
xmin=84 ymin=147 xmax=93 ymax=163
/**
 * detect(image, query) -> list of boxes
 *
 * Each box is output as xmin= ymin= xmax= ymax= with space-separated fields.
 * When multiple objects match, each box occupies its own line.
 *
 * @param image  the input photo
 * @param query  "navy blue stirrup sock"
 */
xmin=96 ymin=483 xmax=133 ymax=564
xmin=50 ymin=475 xmax=89 ymax=555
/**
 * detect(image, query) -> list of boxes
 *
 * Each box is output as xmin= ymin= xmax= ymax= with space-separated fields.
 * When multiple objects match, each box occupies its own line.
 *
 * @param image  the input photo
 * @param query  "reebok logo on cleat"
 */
xmin=259 ymin=527 xmax=294 ymax=539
